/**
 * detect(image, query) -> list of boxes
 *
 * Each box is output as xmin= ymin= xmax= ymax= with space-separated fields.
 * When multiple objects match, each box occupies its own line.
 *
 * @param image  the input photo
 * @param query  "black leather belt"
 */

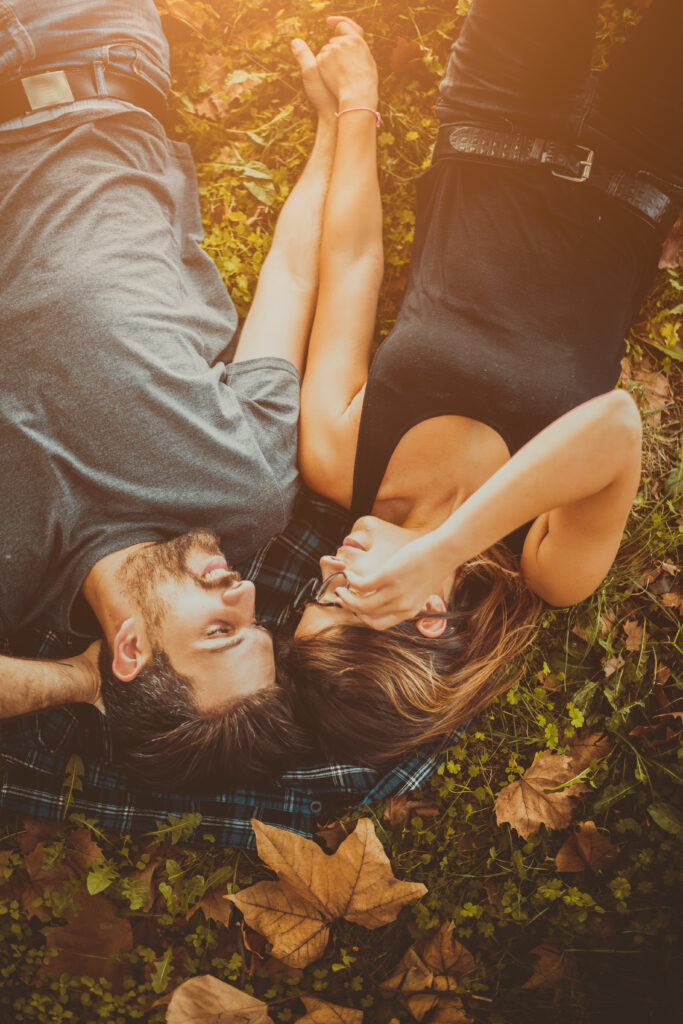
xmin=0 ymin=66 xmax=167 ymax=126
xmin=434 ymin=124 xmax=681 ymax=228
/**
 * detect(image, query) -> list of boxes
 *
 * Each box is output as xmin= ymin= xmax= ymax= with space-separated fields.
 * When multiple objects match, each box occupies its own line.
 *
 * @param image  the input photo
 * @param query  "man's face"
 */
xmin=118 ymin=530 xmax=276 ymax=711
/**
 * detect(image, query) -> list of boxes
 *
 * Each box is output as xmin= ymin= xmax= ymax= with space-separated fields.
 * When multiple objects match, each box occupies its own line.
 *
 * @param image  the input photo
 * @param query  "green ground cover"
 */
xmin=1 ymin=2 xmax=681 ymax=1021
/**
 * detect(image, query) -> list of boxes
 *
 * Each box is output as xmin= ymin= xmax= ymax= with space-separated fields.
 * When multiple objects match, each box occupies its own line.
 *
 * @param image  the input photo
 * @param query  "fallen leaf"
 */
xmin=166 ymin=974 xmax=273 ymax=1023
xmin=384 ymin=796 xmax=441 ymax=826
xmin=522 ymin=942 xmax=565 ymax=990
xmin=623 ymin=618 xmax=646 ymax=651
xmin=494 ymin=751 xmax=588 ymax=839
xmin=315 ymin=820 xmax=353 ymax=853
xmin=599 ymin=610 xmax=617 ymax=636
xmin=603 ymin=654 xmax=624 ymax=679
xmin=656 ymin=664 xmax=672 ymax=685
xmin=190 ymin=886 xmax=233 ymax=928
xmin=662 ymin=588 xmax=683 ymax=613
xmin=659 ymin=216 xmax=683 ymax=269
xmin=299 ymin=996 xmax=364 ymax=1023
xmin=382 ymin=922 xmax=475 ymax=1023
xmin=17 ymin=819 xmax=60 ymax=856
xmin=390 ymin=38 xmax=424 ymax=75
xmin=42 ymin=892 xmax=133 ymax=983
xmin=196 ymin=67 xmax=264 ymax=121
xmin=229 ymin=818 xmax=426 ymax=968
xmin=555 ymin=821 xmax=618 ymax=872
xmin=566 ymin=730 xmax=612 ymax=773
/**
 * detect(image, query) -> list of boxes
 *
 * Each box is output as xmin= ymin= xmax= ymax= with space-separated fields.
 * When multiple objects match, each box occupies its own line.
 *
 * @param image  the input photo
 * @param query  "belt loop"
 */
xmin=92 ymin=60 xmax=106 ymax=96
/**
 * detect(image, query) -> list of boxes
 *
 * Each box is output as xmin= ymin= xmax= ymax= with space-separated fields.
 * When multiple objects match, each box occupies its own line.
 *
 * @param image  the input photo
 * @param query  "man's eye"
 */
xmin=207 ymin=625 xmax=233 ymax=637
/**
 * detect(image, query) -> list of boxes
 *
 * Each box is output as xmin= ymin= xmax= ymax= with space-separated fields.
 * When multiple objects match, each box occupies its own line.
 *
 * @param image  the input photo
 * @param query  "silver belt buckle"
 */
xmin=551 ymin=145 xmax=594 ymax=183
xmin=21 ymin=70 xmax=75 ymax=112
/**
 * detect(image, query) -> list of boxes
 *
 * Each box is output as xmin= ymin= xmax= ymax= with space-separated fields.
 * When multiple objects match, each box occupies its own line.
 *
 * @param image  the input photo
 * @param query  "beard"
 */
xmin=117 ymin=529 xmax=234 ymax=639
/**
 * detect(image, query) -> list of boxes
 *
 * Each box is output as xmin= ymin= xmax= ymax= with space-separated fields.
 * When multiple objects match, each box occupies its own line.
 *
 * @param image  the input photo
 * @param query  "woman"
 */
xmin=282 ymin=0 xmax=682 ymax=767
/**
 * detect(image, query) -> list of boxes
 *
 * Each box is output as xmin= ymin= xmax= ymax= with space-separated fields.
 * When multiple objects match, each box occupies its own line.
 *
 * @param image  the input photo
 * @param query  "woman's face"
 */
xmin=294 ymin=516 xmax=450 ymax=638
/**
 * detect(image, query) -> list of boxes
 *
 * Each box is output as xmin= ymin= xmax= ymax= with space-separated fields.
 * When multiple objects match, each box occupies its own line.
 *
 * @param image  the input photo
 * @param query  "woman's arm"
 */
xmin=0 ymin=641 xmax=101 ymax=720
xmin=232 ymin=39 xmax=338 ymax=372
xmin=298 ymin=18 xmax=383 ymax=506
xmin=338 ymin=390 xmax=643 ymax=625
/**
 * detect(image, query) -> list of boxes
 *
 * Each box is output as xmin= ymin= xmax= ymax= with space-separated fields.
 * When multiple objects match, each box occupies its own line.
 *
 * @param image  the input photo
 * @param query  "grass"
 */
xmin=1 ymin=2 xmax=681 ymax=1021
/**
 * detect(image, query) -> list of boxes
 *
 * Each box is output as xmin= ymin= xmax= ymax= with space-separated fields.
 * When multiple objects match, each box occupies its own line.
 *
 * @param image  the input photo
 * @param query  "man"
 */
xmin=0 ymin=0 xmax=355 ymax=786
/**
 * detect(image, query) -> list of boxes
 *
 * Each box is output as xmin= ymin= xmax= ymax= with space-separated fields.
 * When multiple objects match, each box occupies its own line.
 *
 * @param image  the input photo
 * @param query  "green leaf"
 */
xmin=150 ymin=947 xmax=174 ymax=994
xmin=86 ymin=862 xmax=118 ymax=896
xmin=647 ymin=802 xmax=683 ymax=839
xmin=61 ymin=754 xmax=85 ymax=818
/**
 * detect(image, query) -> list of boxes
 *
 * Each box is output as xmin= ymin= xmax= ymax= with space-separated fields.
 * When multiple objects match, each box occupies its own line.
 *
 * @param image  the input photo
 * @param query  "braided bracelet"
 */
xmin=335 ymin=106 xmax=382 ymax=128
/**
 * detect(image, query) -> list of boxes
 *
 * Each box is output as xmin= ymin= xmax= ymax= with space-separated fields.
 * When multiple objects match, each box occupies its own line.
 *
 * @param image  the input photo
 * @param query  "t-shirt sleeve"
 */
xmin=223 ymin=357 xmax=301 ymax=513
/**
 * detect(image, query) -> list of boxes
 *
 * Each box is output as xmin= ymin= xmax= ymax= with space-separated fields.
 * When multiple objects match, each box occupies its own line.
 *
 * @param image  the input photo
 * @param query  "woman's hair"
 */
xmin=280 ymin=544 xmax=542 ymax=767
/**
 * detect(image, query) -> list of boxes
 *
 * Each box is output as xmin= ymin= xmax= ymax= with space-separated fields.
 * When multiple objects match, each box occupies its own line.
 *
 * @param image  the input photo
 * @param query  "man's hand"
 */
xmin=316 ymin=16 xmax=378 ymax=109
xmin=291 ymin=37 xmax=337 ymax=118
xmin=63 ymin=640 xmax=103 ymax=712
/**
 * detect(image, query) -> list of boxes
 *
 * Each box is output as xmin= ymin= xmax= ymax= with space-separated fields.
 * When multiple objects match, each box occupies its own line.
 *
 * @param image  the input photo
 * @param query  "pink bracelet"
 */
xmin=335 ymin=106 xmax=382 ymax=128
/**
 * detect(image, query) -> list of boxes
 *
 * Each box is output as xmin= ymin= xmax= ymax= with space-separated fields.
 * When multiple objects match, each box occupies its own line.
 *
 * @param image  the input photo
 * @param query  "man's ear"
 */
xmin=415 ymin=595 xmax=449 ymax=639
xmin=111 ymin=617 xmax=152 ymax=682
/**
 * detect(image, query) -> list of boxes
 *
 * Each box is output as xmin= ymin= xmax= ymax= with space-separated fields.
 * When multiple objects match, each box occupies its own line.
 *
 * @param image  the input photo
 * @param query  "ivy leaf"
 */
xmin=554 ymin=821 xmax=618 ymax=873
xmin=166 ymin=974 xmax=273 ymax=1023
xmin=299 ymin=996 xmax=364 ymax=1023
xmin=229 ymin=818 xmax=427 ymax=967
xmin=494 ymin=751 xmax=589 ymax=839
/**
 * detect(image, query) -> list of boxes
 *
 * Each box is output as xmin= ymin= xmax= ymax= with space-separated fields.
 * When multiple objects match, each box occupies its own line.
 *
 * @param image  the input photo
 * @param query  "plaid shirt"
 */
xmin=0 ymin=488 xmax=457 ymax=849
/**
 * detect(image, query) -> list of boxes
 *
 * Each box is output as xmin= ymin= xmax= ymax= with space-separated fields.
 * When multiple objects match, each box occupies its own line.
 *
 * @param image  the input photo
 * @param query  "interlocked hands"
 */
xmin=291 ymin=16 xmax=378 ymax=116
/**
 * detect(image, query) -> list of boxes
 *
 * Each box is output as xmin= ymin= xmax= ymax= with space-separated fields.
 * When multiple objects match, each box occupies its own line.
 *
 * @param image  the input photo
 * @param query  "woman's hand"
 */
xmin=335 ymin=531 xmax=452 ymax=630
xmin=291 ymin=37 xmax=337 ymax=118
xmin=316 ymin=16 xmax=378 ymax=108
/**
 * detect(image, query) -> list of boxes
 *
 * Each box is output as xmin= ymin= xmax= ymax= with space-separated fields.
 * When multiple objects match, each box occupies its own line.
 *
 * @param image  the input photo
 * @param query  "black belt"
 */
xmin=0 ymin=65 xmax=167 ymax=126
xmin=434 ymin=124 xmax=681 ymax=228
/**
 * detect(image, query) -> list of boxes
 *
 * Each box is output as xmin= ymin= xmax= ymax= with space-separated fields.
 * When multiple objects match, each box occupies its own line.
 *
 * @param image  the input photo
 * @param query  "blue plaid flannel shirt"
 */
xmin=0 ymin=488 xmax=458 ymax=849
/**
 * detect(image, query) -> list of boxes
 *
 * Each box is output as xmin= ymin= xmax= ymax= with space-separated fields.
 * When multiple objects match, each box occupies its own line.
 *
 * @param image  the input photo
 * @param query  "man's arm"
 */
xmin=0 ymin=641 xmax=101 ymax=720
xmin=231 ymin=37 xmax=339 ymax=372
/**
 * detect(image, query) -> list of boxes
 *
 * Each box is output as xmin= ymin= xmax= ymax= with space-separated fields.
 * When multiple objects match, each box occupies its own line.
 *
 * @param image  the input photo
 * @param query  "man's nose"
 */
xmin=220 ymin=578 xmax=256 ymax=622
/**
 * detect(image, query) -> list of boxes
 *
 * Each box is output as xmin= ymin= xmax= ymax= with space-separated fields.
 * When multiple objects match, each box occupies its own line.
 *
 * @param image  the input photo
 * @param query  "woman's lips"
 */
xmin=340 ymin=536 xmax=365 ymax=551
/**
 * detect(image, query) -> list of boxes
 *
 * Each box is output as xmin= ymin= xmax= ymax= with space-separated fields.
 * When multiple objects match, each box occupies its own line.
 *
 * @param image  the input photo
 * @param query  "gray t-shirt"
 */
xmin=0 ymin=108 xmax=299 ymax=637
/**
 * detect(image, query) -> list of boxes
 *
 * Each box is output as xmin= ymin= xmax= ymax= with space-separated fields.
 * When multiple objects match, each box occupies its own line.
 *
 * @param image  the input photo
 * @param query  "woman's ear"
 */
xmin=111 ymin=617 xmax=151 ymax=682
xmin=415 ymin=595 xmax=449 ymax=638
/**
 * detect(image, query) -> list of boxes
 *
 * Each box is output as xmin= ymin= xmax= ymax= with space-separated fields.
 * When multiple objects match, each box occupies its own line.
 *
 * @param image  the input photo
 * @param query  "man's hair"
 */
xmin=98 ymin=640 xmax=316 ymax=792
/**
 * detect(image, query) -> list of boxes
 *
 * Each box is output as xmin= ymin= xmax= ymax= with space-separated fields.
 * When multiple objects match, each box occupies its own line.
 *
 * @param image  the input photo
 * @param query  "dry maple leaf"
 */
xmin=188 ymin=887 xmax=233 ymax=928
xmin=42 ymin=891 xmax=133 ymax=983
xmin=603 ymin=654 xmax=624 ymax=679
xmin=494 ymin=751 xmax=588 ymax=839
xmin=555 ymin=821 xmax=618 ymax=873
xmin=384 ymin=795 xmax=441 ymax=827
xmin=522 ymin=942 xmax=565 ymax=990
xmin=315 ymin=820 xmax=353 ymax=854
xmin=566 ymin=729 xmax=612 ymax=773
xmin=299 ymin=996 xmax=364 ymax=1023
xmin=382 ymin=922 xmax=474 ymax=1022
xmin=166 ymin=974 xmax=272 ymax=1024
xmin=662 ymin=588 xmax=683 ymax=614
xmin=229 ymin=818 xmax=426 ymax=968
xmin=390 ymin=37 xmax=424 ymax=75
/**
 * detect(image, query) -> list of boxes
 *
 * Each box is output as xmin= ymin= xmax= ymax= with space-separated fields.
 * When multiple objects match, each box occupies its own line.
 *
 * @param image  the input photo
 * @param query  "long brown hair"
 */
xmin=280 ymin=544 xmax=542 ymax=767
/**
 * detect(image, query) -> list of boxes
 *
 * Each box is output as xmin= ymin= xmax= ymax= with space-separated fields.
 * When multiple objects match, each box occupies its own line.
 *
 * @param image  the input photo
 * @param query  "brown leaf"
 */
xmin=384 ymin=796 xmax=441 ymax=827
xmin=566 ymin=729 xmax=612 ymax=773
xmin=299 ymin=996 xmax=364 ymax=1023
xmin=190 ymin=887 xmax=233 ymax=928
xmin=659 ymin=216 xmax=683 ymax=269
xmin=315 ymin=820 xmax=353 ymax=853
xmin=17 ymin=819 xmax=60 ymax=856
xmin=166 ymin=974 xmax=273 ymax=1023
xmin=196 ymin=66 xmax=263 ymax=121
xmin=229 ymin=819 xmax=426 ymax=968
xmin=405 ymin=994 xmax=472 ymax=1023
xmin=522 ymin=942 xmax=565 ymax=990
xmin=43 ymin=892 xmax=133 ymax=983
xmin=554 ymin=821 xmax=618 ymax=873
xmin=382 ymin=922 xmax=474 ymax=1021
xmin=390 ymin=38 xmax=424 ymax=75
xmin=662 ymin=588 xmax=683 ymax=614
xmin=603 ymin=654 xmax=624 ymax=679
xmin=656 ymin=664 xmax=672 ymax=686
xmin=494 ymin=751 xmax=588 ymax=839
xmin=623 ymin=618 xmax=646 ymax=652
